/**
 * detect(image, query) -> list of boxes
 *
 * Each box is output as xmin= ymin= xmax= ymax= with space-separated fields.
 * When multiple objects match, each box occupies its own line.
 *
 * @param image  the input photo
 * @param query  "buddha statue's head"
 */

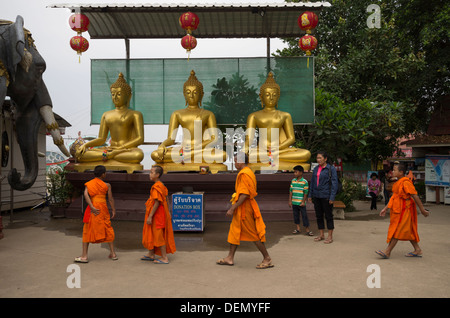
xmin=183 ymin=70 xmax=204 ymax=107
xmin=110 ymin=72 xmax=132 ymax=108
xmin=259 ymin=72 xmax=280 ymax=109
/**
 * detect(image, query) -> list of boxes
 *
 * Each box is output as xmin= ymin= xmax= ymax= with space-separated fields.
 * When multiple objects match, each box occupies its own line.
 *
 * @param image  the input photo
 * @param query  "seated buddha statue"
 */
xmin=73 ymin=72 xmax=145 ymax=173
xmin=245 ymin=72 xmax=311 ymax=171
xmin=151 ymin=70 xmax=227 ymax=173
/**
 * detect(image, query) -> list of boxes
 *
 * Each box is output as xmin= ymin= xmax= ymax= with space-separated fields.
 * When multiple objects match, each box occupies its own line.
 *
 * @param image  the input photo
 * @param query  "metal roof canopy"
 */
xmin=50 ymin=2 xmax=331 ymax=40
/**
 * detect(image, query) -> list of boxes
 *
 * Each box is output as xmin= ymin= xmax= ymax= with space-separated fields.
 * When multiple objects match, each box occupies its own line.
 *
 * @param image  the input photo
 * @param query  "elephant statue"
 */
xmin=0 ymin=16 xmax=70 ymax=190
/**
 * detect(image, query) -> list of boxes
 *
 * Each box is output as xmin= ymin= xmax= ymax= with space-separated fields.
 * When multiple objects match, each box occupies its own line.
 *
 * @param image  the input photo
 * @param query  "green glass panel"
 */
xmin=90 ymin=57 xmax=314 ymax=125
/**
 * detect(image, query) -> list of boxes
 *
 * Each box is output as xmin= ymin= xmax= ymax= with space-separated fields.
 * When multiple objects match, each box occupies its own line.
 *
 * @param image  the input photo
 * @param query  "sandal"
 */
xmin=216 ymin=258 xmax=234 ymax=266
xmin=292 ymin=229 xmax=301 ymax=234
xmin=305 ymin=231 xmax=314 ymax=236
xmin=256 ymin=262 xmax=274 ymax=269
xmin=324 ymin=238 xmax=333 ymax=244
xmin=405 ymin=252 xmax=422 ymax=257
xmin=314 ymin=236 xmax=325 ymax=242
xmin=74 ymin=257 xmax=89 ymax=263
xmin=375 ymin=250 xmax=389 ymax=259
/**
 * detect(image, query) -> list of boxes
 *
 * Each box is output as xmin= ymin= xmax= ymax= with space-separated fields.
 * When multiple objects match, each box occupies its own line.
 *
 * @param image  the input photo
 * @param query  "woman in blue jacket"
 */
xmin=308 ymin=151 xmax=339 ymax=244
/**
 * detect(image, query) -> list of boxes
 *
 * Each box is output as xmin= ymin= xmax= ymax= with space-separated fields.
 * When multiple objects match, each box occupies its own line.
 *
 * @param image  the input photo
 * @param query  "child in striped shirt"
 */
xmin=289 ymin=165 xmax=313 ymax=236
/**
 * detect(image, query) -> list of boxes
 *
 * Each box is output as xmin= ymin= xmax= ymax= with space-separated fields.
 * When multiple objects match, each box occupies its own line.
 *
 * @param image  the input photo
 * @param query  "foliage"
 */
xmin=203 ymin=72 xmax=260 ymax=125
xmin=335 ymin=177 xmax=361 ymax=211
xmin=203 ymin=73 xmax=262 ymax=153
xmin=414 ymin=180 xmax=426 ymax=200
xmin=295 ymin=89 xmax=409 ymax=164
xmin=46 ymin=168 xmax=74 ymax=207
xmin=278 ymin=0 xmax=450 ymax=134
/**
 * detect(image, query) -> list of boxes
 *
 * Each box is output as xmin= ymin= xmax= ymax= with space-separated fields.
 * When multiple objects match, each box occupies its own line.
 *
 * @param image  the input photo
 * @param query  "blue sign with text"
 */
xmin=172 ymin=193 xmax=204 ymax=231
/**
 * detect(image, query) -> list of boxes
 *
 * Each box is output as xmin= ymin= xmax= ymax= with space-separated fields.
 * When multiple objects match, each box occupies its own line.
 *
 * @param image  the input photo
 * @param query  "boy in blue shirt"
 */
xmin=289 ymin=165 xmax=313 ymax=236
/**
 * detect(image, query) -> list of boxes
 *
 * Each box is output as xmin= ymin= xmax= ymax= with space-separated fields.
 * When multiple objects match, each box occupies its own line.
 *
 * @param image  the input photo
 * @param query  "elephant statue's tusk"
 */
xmin=39 ymin=105 xmax=70 ymax=157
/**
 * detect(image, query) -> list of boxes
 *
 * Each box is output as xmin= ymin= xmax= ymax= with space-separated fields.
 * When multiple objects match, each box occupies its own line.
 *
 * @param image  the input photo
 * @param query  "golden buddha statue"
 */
xmin=73 ymin=73 xmax=145 ymax=173
xmin=245 ymin=72 xmax=311 ymax=171
xmin=151 ymin=70 xmax=227 ymax=173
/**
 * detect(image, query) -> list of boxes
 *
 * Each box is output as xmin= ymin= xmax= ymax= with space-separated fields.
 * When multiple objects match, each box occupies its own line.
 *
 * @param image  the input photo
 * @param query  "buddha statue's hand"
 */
xmin=107 ymin=147 xmax=130 ymax=159
xmin=154 ymin=146 xmax=166 ymax=160
xmin=75 ymin=144 xmax=87 ymax=159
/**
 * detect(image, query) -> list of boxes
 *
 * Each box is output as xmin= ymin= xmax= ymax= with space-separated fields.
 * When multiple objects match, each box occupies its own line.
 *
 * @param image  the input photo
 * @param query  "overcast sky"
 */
xmin=3 ymin=0 xmax=290 ymax=167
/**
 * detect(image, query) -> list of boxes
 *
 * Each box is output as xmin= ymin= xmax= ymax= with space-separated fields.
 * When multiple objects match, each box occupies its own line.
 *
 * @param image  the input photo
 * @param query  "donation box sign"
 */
xmin=171 ymin=192 xmax=204 ymax=231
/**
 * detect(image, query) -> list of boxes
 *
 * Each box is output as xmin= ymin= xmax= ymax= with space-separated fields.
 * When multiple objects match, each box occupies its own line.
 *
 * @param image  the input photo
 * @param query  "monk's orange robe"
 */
xmin=386 ymin=177 xmax=419 ymax=243
xmin=228 ymin=167 xmax=266 ymax=245
xmin=142 ymin=181 xmax=176 ymax=256
xmin=82 ymin=178 xmax=115 ymax=243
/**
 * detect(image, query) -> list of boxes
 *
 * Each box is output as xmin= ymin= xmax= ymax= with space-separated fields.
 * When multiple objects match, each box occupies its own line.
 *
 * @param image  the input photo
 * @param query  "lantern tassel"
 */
xmin=307 ymin=57 xmax=309 ymax=68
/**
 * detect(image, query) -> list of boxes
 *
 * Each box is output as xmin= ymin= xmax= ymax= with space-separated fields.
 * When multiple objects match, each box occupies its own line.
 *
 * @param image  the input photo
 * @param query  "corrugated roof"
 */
xmin=49 ymin=2 xmax=331 ymax=39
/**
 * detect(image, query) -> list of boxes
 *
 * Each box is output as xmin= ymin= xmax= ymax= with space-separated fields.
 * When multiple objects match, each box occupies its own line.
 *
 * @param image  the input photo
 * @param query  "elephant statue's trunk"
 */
xmin=7 ymin=100 xmax=41 ymax=191
xmin=7 ymin=105 xmax=70 ymax=191
xmin=40 ymin=105 xmax=70 ymax=157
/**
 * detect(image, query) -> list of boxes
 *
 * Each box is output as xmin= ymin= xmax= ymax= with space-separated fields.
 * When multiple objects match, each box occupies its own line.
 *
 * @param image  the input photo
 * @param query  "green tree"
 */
xmin=278 ymin=0 xmax=449 ymax=162
xmin=296 ymin=89 xmax=409 ymax=165
xmin=203 ymin=73 xmax=260 ymax=125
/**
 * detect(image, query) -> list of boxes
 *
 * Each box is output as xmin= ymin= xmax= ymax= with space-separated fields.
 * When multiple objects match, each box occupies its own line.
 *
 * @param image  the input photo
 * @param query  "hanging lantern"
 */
xmin=69 ymin=13 xmax=90 ymax=35
xmin=297 ymin=11 xmax=318 ymax=34
xmin=299 ymin=34 xmax=317 ymax=56
xmin=181 ymin=34 xmax=197 ymax=60
xmin=299 ymin=34 xmax=317 ymax=68
xmin=70 ymin=35 xmax=89 ymax=63
xmin=179 ymin=12 xmax=200 ymax=34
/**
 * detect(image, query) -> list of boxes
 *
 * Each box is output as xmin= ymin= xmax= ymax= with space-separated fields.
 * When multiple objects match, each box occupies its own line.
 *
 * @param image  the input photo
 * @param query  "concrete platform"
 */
xmin=65 ymin=170 xmax=316 ymax=222
xmin=1 ymin=200 xmax=449 ymax=309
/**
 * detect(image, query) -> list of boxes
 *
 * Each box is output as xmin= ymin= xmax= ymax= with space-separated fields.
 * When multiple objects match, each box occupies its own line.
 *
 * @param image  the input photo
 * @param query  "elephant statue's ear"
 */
xmin=10 ymin=15 xmax=26 ymax=79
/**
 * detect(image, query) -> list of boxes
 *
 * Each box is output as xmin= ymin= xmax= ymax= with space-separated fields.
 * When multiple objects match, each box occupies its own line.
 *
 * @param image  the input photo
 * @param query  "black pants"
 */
xmin=384 ymin=189 xmax=392 ymax=205
xmin=292 ymin=205 xmax=310 ymax=227
xmin=369 ymin=192 xmax=377 ymax=210
xmin=313 ymin=198 xmax=334 ymax=230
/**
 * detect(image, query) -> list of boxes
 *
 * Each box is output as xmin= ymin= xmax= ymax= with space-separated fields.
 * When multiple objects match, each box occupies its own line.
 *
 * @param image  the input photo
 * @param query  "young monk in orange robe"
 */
xmin=217 ymin=153 xmax=273 ymax=269
xmin=75 ymin=165 xmax=117 ymax=263
xmin=376 ymin=163 xmax=430 ymax=259
xmin=142 ymin=165 xmax=176 ymax=264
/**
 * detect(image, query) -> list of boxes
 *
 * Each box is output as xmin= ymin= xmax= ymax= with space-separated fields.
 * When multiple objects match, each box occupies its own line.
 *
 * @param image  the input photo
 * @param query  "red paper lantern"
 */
xmin=299 ymin=34 xmax=317 ymax=56
xmin=179 ymin=12 xmax=200 ymax=34
xmin=70 ymin=35 xmax=89 ymax=62
xmin=69 ymin=13 xmax=90 ymax=34
xmin=181 ymin=34 xmax=197 ymax=52
xmin=297 ymin=11 xmax=318 ymax=34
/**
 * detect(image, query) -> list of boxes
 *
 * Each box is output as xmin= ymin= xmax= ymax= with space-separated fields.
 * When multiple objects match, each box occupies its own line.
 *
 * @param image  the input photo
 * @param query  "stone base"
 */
xmin=333 ymin=208 xmax=345 ymax=220
xmin=156 ymin=162 xmax=228 ymax=174
xmin=67 ymin=160 xmax=144 ymax=174
xmin=248 ymin=161 xmax=310 ymax=172
xmin=65 ymin=170 xmax=315 ymax=222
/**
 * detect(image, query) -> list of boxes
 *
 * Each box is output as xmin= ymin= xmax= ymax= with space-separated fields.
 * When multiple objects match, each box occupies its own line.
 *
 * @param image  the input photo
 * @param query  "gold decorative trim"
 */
xmin=54 ymin=137 xmax=65 ymax=146
xmin=0 ymin=60 xmax=10 ymax=87
xmin=46 ymin=122 xmax=60 ymax=130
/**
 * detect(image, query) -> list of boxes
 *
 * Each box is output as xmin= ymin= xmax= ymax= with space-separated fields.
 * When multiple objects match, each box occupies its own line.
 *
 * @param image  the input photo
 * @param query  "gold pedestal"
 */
xmin=71 ymin=160 xmax=143 ymax=174
xmin=248 ymin=161 xmax=310 ymax=172
xmin=158 ymin=162 xmax=228 ymax=174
